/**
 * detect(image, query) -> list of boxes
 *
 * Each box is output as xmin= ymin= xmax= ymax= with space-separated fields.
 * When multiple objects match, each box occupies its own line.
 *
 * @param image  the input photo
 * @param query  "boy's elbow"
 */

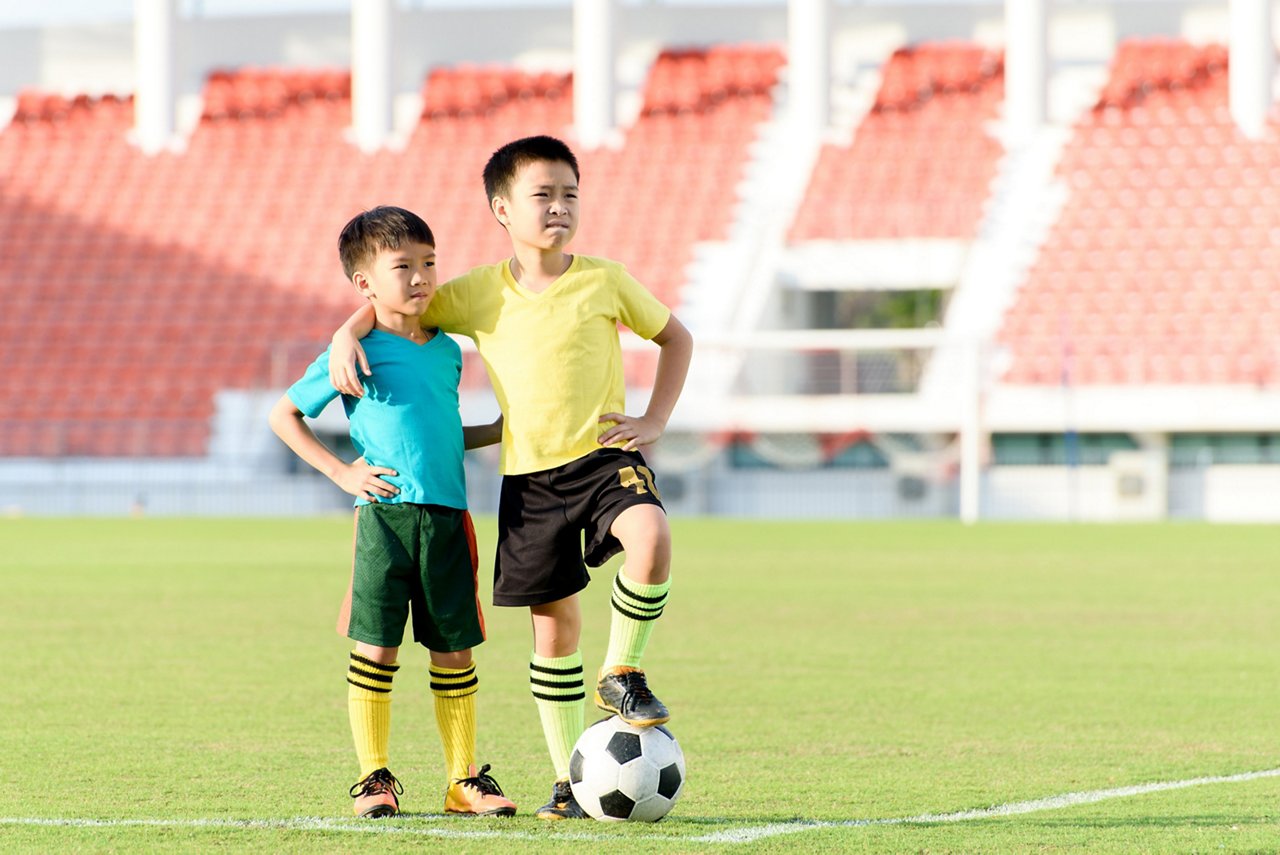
xmin=267 ymin=398 xmax=298 ymax=435
xmin=267 ymin=411 xmax=286 ymax=438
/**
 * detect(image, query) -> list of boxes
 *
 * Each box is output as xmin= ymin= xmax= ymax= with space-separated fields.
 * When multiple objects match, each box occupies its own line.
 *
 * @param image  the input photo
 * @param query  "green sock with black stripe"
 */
xmin=529 ymin=651 xmax=584 ymax=780
xmin=347 ymin=652 xmax=398 ymax=779
xmin=603 ymin=569 xmax=670 ymax=670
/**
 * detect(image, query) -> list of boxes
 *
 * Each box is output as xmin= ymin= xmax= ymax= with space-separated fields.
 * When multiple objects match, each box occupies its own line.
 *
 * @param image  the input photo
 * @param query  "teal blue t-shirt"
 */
xmin=287 ymin=329 xmax=467 ymax=509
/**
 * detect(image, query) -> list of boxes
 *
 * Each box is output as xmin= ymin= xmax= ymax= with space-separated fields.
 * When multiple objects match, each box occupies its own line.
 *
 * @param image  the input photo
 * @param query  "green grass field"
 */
xmin=2 ymin=517 xmax=1278 ymax=853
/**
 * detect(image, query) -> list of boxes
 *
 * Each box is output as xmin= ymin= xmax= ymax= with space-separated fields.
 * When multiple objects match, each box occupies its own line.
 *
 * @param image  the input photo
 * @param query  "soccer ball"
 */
xmin=569 ymin=716 xmax=686 ymax=822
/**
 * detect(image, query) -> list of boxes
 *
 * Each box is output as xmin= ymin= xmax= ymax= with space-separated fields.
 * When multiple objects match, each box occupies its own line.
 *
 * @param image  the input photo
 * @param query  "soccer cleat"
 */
xmin=535 ymin=778 xmax=587 ymax=820
xmin=349 ymin=767 xmax=402 ymax=818
xmin=594 ymin=666 xmax=670 ymax=727
xmin=444 ymin=763 xmax=517 ymax=817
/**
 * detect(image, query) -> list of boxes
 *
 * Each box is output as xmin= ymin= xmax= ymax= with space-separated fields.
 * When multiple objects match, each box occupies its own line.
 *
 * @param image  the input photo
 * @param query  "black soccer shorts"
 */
xmin=493 ymin=448 xmax=666 ymax=607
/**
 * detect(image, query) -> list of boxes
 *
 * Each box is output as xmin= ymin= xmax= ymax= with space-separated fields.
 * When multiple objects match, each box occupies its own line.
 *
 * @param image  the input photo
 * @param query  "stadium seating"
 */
xmin=999 ymin=39 xmax=1280 ymax=385
xmin=0 ymin=46 xmax=782 ymax=456
xmin=788 ymin=42 xmax=1004 ymax=241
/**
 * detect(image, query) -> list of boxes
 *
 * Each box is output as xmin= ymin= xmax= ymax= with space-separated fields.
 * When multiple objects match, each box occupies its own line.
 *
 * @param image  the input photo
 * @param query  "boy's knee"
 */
xmin=354 ymin=642 xmax=399 ymax=665
xmin=611 ymin=504 xmax=669 ymax=546
xmin=619 ymin=517 xmax=671 ymax=564
xmin=430 ymin=649 xmax=474 ymax=670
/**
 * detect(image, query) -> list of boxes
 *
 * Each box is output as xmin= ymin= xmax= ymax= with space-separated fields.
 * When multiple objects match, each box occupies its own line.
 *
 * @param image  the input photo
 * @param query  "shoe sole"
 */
xmin=446 ymin=807 xmax=516 ymax=818
xmin=594 ymin=692 xmax=670 ymax=727
xmin=535 ymin=810 xmax=586 ymax=820
xmin=355 ymin=805 xmax=398 ymax=819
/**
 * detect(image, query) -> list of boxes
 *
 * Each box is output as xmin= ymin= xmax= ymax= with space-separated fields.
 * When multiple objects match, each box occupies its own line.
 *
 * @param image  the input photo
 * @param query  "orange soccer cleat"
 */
xmin=349 ymin=767 xmax=402 ymax=818
xmin=444 ymin=763 xmax=517 ymax=817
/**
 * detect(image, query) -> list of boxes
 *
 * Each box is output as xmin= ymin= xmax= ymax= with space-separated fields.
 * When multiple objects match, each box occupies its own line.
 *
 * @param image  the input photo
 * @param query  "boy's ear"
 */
xmin=490 ymin=195 xmax=509 ymax=226
xmin=351 ymin=270 xmax=373 ymax=298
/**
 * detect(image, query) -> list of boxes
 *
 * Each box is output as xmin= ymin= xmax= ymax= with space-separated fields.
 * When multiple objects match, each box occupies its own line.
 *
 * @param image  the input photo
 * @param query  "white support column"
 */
xmin=787 ymin=0 xmax=830 ymax=137
xmin=1229 ymin=0 xmax=1274 ymax=140
xmin=351 ymin=0 xmax=395 ymax=153
xmin=1004 ymin=0 xmax=1048 ymax=145
xmin=958 ymin=339 xmax=984 ymax=525
xmin=573 ymin=0 xmax=615 ymax=149
xmin=133 ymin=0 xmax=177 ymax=154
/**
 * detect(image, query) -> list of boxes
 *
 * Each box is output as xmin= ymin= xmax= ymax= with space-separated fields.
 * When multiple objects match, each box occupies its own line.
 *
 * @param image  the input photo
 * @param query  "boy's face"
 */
xmin=352 ymin=240 xmax=437 ymax=317
xmin=492 ymin=158 xmax=579 ymax=252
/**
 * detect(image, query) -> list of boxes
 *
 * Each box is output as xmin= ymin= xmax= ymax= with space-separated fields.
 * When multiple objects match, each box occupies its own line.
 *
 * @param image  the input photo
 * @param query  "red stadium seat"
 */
xmin=999 ymin=38 xmax=1280 ymax=386
xmin=789 ymin=42 xmax=1003 ymax=242
xmin=0 ymin=48 xmax=779 ymax=455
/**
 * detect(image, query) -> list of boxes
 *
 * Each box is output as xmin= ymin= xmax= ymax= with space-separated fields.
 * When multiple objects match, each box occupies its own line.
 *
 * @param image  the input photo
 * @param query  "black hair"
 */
xmin=337 ymin=206 xmax=434 ymax=280
xmin=482 ymin=135 xmax=581 ymax=204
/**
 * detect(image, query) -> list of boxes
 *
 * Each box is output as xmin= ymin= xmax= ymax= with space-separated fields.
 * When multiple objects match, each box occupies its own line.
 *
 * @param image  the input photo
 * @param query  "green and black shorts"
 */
xmin=337 ymin=502 xmax=485 ymax=653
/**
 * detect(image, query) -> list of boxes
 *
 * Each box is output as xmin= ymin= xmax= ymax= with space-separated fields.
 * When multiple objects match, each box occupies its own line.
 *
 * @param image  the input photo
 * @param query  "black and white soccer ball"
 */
xmin=569 ymin=716 xmax=686 ymax=822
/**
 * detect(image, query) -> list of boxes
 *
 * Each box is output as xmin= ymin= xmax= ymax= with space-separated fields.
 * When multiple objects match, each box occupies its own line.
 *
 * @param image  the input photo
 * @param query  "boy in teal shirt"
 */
xmin=269 ymin=206 xmax=516 ymax=819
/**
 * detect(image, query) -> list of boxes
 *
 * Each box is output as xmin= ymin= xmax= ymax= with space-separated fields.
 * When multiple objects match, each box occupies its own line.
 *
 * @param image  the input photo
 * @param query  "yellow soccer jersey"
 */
xmin=424 ymin=255 xmax=671 ymax=475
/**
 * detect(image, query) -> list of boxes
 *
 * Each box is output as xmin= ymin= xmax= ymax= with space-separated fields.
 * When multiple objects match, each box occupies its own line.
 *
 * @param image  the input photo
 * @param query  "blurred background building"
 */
xmin=1 ymin=0 xmax=1278 ymax=521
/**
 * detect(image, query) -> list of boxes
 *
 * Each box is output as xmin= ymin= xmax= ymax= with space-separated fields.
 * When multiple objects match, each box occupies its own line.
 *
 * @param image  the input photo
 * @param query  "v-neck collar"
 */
xmin=368 ymin=328 xmax=440 ymax=349
xmin=503 ymin=254 xmax=578 ymax=299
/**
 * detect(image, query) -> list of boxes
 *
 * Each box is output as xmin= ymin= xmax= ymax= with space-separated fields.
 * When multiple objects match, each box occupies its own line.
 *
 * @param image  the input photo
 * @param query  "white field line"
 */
xmin=696 ymin=766 xmax=1280 ymax=844
xmin=3 ymin=767 xmax=1278 ymax=846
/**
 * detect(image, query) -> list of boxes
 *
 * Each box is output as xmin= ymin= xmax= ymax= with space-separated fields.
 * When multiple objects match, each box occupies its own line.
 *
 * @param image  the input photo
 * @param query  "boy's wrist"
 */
xmin=642 ymin=412 xmax=669 ymax=430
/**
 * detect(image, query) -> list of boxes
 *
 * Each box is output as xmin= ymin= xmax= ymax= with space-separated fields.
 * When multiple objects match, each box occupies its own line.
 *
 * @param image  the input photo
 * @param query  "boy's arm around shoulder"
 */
xmin=267 ymin=393 xmax=400 ymax=501
xmin=329 ymin=302 xmax=378 ymax=397
xmin=597 ymin=313 xmax=693 ymax=451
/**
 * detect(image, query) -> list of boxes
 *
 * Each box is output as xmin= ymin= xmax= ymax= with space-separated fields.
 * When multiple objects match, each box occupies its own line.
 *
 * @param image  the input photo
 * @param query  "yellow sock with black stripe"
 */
xmin=430 ymin=662 xmax=478 ymax=782
xmin=347 ymin=652 xmax=398 ymax=779
xmin=603 ymin=569 xmax=671 ymax=669
xmin=529 ymin=651 xmax=584 ymax=780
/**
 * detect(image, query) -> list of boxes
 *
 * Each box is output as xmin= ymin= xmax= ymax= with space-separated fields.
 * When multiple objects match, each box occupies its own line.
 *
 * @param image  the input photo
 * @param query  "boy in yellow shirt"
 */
xmin=329 ymin=136 xmax=693 ymax=820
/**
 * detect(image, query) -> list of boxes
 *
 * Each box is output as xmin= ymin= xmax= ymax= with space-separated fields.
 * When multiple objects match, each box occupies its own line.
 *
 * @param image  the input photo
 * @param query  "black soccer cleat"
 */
xmin=535 ymin=778 xmax=587 ymax=820
xmin=594 ymin=666 xmax=670 ymax=727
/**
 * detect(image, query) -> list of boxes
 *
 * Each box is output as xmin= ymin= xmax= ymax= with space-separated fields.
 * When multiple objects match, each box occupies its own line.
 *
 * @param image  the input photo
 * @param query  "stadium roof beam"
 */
xmin=132 ymin=0 xmax=177 ymax=155
xmin=1003 ymin=0 xmax=1047 ymax=145
xmin=1229 ymin=0 xmax=1274 ymax=140
xmin=574 ymin=0 xmax=616 ymax=149
xmin=351 ymin=0 xmax=395 ymax=153
xmin=788 ymin=0 xmax=831 ymax=138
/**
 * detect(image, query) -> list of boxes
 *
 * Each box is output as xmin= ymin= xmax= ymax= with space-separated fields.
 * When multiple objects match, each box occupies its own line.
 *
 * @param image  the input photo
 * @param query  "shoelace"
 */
xmin=455 ymin=763 xmax=506 ymax=797
xmin=350 ymin=768 xmax=403 ymax=799
xmin=622 ymin=670 xmax=655 ymax=703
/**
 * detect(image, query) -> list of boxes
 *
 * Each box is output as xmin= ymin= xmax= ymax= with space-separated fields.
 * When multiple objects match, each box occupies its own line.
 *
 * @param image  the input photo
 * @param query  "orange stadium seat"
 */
xmin=0 ymin=47 xmax=781 ymax=456
xmin=999 ymin=38 xmax=1280 ymax=386
xmin=788 ymin=42 xmax=1004 ymax=242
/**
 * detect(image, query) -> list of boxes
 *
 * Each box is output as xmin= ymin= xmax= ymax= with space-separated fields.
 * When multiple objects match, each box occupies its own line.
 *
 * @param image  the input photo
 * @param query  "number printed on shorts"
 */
xmin=617 ymin=465 xmax=661 ymax=500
